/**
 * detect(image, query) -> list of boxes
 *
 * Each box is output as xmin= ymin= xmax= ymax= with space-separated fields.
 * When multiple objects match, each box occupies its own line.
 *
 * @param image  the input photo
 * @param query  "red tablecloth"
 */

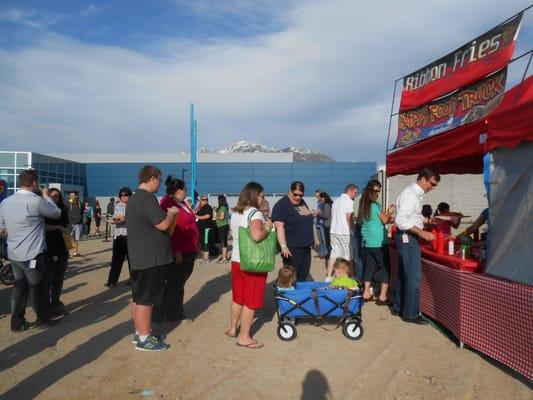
xmin=389 ymin=244 xmax=533 ymax=381
xmin=420 ymin=245 xmax=483 ymax=273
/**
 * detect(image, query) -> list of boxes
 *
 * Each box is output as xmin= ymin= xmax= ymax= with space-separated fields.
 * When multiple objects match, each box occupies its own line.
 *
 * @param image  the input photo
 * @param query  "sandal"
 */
xmin=376 ymin=299 xmax=392 ymax=306
xmin=236 ymin=341 xmax=263 ymax=349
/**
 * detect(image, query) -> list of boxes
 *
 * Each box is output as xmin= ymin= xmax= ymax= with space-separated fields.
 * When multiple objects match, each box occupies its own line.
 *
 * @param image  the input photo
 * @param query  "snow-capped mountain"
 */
xmin=200 ymin=140 xmax=335 ymax=162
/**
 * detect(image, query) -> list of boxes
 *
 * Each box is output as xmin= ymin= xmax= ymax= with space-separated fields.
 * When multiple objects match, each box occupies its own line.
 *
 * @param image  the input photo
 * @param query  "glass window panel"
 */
xmin=65 ymin=163 xmax=73 ymax=174
xmin=0 ymin=169 xmax=14 ymax=175
xmin=16 ymin=153 xmax=29 ymax=168
xmin=0 ymin=153 xmax=15 ymax=166
xmin=49 ymin=163 xmax=57 ymax=173
xmin=5 ymin=175 xmax=15 ymax=186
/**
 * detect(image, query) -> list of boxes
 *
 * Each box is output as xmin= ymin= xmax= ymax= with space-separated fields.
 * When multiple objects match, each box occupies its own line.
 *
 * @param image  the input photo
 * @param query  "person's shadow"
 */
xmin=250 ymin=281 xmax=277 ymax=337
xmin=301 ymin=369 xmax=332 ymax=400
xmin=0 ymin=284 xmax=130 ymax=373
xmin=153 ymin=270 xmax=233 ymax=335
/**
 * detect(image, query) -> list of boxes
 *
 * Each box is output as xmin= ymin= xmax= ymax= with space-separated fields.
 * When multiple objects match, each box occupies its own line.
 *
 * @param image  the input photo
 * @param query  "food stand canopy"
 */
xmin=386 ymin=76 xmax=533 ymax=285
xmin=386 ymin=76 xmax=533 ymax=177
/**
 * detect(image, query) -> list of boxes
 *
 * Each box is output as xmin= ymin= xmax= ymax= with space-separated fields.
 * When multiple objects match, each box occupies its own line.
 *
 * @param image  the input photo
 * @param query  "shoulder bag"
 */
xmin=238 ymin=209 xmax=277 ymax=273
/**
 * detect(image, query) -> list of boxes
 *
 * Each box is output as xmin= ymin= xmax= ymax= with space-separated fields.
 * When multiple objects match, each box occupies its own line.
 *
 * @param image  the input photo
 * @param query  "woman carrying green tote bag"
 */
xmin=239 ymin=209 xmax=277 ymax=273
xmin=227 ymin=182 xmax=274 ymax=349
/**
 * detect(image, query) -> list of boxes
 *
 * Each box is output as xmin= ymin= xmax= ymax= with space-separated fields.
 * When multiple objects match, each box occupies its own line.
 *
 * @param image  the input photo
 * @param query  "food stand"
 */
xmin=385 ymin=11 xmax=533 ymax=380
xmin=387 ymin=75 xmax=533 ymax=381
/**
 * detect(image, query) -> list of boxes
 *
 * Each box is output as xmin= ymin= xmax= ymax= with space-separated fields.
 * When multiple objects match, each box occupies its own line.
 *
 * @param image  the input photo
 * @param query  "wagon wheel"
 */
xmin=342 ymin=322 xmax=363 ymax=340
xmin=277 ymin=323 xmax=297 ymax=341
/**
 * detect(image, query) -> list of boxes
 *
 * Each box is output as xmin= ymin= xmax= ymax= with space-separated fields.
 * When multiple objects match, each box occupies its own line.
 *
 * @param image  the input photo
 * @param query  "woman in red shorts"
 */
xmin=226 ymin=182 xmax=273 ymax=349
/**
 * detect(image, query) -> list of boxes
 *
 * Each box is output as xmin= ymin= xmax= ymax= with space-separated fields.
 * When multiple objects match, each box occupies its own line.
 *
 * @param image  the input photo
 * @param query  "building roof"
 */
xmin=49 ymin=152 xmax=294 ymax=163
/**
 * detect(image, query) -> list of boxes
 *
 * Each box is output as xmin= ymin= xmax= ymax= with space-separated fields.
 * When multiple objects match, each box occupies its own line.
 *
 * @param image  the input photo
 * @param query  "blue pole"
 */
xmin=190 ymin=103 xmax=197 ymax=207
xmin=194 ymin=119 xmax=198 ymax=201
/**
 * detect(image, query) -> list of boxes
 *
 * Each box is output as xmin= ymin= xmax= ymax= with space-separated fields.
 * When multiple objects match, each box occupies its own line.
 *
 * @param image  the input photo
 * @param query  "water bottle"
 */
xmin=448 ymin=237 xmax=455 ymax=256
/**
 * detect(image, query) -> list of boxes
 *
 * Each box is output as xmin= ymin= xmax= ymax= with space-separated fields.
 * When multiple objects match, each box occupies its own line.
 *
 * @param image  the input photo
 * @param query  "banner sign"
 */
xmin=399 ymin=13 xmax=521 ymax=111
xmin=395 ymin=68 xmax=507 ymax=149
xmin=0 ymin=180 xmax=7 ymax=204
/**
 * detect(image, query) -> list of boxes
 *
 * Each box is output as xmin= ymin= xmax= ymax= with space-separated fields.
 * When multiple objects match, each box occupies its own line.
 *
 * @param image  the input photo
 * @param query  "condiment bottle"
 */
xmin=437 ymin=231 xmax=445 ymax=255
xmin=448 ymin=237 xmax=455 ymax=256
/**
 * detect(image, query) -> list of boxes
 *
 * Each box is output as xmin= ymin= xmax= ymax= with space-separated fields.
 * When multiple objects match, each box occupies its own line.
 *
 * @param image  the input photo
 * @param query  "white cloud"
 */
xmin=1 ymin=1 xmax=531 ymax=162
xmin=0 ymin=8 xmax=63 ymax=29
xmin=81 ymin=4 xmax=102 ymax=17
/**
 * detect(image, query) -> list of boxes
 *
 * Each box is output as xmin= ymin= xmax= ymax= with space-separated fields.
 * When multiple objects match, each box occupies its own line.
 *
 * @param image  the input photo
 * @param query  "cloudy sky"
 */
xmin=1 ymin=1 xmax=532 ymax=163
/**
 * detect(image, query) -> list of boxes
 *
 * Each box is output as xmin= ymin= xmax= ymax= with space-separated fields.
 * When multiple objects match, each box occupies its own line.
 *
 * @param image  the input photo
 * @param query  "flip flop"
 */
xmin=236 ymin=342 xmax=264 ymax=349
xmin=376 ymin=299 xmax=392 ymax=306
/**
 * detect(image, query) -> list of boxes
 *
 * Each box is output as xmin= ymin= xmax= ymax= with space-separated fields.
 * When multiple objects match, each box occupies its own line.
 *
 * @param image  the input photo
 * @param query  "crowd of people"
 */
xmin=0 ymin=165 xmax=454 ymax=350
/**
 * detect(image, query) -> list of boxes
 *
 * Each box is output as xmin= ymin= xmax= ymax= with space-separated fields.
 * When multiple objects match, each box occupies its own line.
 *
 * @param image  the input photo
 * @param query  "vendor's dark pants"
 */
xmin=393 ymin=232 xmax=421 ymax=319
xmin=107 ymin=235 xmax=129 ymax=285
xmin=10 ymin=254 xmax=50 ymax=330
xmin=153 ymin=252 xmax=196 ymax=322
xmin=282 ymin=247 xmax=311 ymax=282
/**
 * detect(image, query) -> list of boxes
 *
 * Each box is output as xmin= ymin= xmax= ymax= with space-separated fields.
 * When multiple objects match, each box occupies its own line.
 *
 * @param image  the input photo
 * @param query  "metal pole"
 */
xmin=521 ymin=51 xmax=532 ymax=82
xmin=190 ymin=103 xmax=197 ymax=207
xmin=384 ymin=78 xmax=401 ymax=208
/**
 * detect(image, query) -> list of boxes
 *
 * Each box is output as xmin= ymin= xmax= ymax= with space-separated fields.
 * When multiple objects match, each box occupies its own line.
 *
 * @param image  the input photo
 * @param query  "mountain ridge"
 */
xmin=199 ymin=140 xmax=335 ymax=162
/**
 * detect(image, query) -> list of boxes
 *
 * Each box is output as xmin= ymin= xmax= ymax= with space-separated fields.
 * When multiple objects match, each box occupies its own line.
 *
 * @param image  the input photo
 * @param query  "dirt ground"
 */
xmin=0 ymin=238 xmax=531 ymax=400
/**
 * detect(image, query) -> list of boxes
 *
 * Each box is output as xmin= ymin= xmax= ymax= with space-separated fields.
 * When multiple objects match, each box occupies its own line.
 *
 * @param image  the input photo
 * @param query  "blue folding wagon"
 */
xmin=274 ymin=281 xmax=363 ymax=341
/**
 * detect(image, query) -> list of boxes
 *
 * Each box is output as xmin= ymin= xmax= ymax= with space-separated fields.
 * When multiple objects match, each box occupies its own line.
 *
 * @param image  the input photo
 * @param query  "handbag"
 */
xmin=62 ymin=232 xmax=75 ymax=250
xmin=238 ymin=209 xmax=277 ymax=273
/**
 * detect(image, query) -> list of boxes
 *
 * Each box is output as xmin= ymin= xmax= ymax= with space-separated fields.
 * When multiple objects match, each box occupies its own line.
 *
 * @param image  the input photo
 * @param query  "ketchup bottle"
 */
xmin=437 ymin=231 xmax=445 ymax=255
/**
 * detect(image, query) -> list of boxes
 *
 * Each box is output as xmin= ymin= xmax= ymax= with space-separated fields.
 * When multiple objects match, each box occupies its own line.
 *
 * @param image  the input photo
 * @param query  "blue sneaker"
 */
xmin=132 ymin=333 xmax=166 ymax=344
xmin=135 ymin=335 xmax=169 ymax=352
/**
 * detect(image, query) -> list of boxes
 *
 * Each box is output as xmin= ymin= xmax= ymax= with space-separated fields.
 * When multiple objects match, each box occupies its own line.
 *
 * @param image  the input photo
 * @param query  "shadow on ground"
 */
xmin=301 ymin=369 xmax=331 ymax=400
xmin=0 ymin=284 xmax=130 ymax=374
xmin=1 ymin=320 xmax=131 ymax=399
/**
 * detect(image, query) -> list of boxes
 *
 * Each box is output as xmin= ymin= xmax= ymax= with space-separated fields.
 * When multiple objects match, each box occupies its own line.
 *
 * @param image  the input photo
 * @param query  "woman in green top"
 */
xmin=357 ymin=180 xmax=394 ymax=304
xmin=215 ymin=195 xmax=230 ymax=263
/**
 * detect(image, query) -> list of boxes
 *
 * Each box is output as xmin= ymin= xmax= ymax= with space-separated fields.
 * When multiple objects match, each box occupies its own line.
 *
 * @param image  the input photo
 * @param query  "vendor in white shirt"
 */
xmin=393 ymin=168 xmax=440 ymax=325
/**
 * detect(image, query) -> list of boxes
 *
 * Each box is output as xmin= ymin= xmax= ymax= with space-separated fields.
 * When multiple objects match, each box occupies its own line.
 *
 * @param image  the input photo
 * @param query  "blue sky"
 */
xmin=1 ymin=1 xmax=532 ymax=162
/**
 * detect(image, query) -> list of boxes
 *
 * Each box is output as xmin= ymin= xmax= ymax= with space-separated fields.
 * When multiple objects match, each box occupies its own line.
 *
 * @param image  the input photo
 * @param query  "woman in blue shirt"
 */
xmin=357 ymin=180 xmax=394 ymax=304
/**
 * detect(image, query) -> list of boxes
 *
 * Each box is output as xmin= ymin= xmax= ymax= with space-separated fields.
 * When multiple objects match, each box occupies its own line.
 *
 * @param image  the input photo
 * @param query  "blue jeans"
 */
xmin=352 ymin=225 xmax=363 ymax=280
xmin=393 ymin=232 xmax=421 ymax=319
xmin=316 ymin=225 xmax=330 ymax=258
xmin=11 ymin=254 xmax=50 ymax=329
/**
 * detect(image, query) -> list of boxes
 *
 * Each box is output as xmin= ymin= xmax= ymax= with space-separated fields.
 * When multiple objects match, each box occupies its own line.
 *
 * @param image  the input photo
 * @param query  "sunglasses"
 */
xmin=373 ymin=189 xmax=381 ymax=193
xmin=291 ymin=192 xmax=304 ymax=198
xmin=201 ymin=198 xmax=208 ymax=201
xmin=120 ymin=193 xmax=130 ymax=197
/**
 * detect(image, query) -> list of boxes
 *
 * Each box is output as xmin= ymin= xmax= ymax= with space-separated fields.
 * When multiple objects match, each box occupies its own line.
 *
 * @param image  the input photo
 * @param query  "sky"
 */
xmin=1 ymin=1 xmax=532 ymax=163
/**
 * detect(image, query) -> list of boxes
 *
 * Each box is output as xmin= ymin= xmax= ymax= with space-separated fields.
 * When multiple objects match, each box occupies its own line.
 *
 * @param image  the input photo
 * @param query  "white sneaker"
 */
xmin=325 ymin=276 xmax=333 ymax=283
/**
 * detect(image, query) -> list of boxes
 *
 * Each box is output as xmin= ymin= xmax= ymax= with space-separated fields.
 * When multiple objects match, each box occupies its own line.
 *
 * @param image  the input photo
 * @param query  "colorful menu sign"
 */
xmin=395 ymin=68 xmax=507 ymax=148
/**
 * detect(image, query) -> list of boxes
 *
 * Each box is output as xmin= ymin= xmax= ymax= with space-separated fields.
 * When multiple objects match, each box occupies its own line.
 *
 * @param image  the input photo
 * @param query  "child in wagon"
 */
xmin=330 ymin=258 xmax=360 ymax=290
xmin=277 ymin=266 xmax=297 ymax=291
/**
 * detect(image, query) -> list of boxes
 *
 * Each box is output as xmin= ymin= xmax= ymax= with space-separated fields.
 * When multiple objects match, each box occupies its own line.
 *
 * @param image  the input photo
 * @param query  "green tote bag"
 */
xmin=238 ymin=209 xmax=277 ymax=273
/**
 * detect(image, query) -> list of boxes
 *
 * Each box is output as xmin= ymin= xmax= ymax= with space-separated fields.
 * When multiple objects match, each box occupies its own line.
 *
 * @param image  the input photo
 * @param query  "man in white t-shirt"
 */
xmin=326 ymin=184 xmax=358 ymax=280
